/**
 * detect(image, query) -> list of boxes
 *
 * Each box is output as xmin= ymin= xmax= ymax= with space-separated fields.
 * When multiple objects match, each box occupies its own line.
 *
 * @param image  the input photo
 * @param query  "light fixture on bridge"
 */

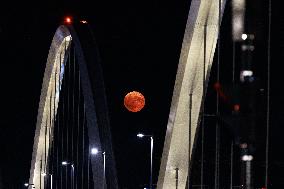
xmin=80 ymin=20 xmax=88 ymax=24
xmin=61 ymin=161 xmax=74 ymax=168
xmin=241 ymin=155 xmax=253 ymax=161
xmin=137 ymin=133 xmax=145 ymax=138
xmin=240 ymin=70 xmax=254 ymax=82
xmin=65 ymin=35 xmax=72 ymax=42
xmin=24 ymin=183 xmax=35 ymax=188
xmin=90 ymin=147 xmax=106 ymax=188
xmin=137 ymin=133 xmax=154 ymax=189
xmin=91 ymin=147 xmax=99 ymax=155
xmin=241 ymin=33 xmax=248 ymax=40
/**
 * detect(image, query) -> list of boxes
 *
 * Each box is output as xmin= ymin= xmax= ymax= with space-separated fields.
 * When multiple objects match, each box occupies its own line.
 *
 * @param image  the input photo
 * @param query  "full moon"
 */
xmin=124 ymin=91 xmax=145 ymax=112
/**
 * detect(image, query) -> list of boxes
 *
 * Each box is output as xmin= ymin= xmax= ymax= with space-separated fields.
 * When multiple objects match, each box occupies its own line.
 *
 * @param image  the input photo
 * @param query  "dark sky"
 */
xmin=1 ymin=0 xmax=284 ymax=188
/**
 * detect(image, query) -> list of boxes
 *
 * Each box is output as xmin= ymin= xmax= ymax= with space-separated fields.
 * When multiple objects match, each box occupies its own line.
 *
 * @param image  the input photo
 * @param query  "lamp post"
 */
xmin=91 ymin=147 xmax=106 ymax=189
xmin=40 ymin=172 xmax=53 ymax=189
xmin=24 ymin=183 xmax=35 ymax=189
xmin=61 ymin=161 xmax=74 ymax=189
xmin=137 ymin=133 xmax=154 ymax=189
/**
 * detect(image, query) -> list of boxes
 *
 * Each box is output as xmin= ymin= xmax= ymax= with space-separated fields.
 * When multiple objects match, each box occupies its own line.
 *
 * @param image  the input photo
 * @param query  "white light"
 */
xmin=91 ymin=148 xmax=99 ymax=155
xmin=80 ymin=20 xmax=88 ymax=24
xmin=242 ymin=155 xmax=253 ymax=161
xmin=241 ymin=70 xmax=253 ymax=77
xmin=240 ymin=70 xmax=253 ymax=82
xmin=41 ymin=172 xmax=47 ymax=176
xmin=62 ymin=161 xmax=68 ymax=165
xmin=137 ymin=133 xmax=144 ymax=138
xmin=65 ymin=35 xmax=72 ymax=42
xmin=24 ymin=183 xmax=29 ymax=187
xmin=241 ymin=33 xmax=248 ymax=40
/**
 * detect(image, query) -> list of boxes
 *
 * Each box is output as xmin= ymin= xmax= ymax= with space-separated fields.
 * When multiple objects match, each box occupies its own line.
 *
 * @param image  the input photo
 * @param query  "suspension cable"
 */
xmin=230 ymin=40 xmax=235 ymax=189
xmin=61 ymin=43 xmax=66 ymax=189
xmin=40 ymin=158 xmax=42 ymax=189
xmin=188 ymin=93 xmax=193 ymax=189
xmin=49 ymin=87 xmax=53 ymax=188
xmin=66 ymin=41 xmax=71 ymax=189
xmin=88 ymin=147 xmax=90 ymax=189
xmin=230 ymin=4 xmax=236 ymax=188
xmin=76 ymin=70 xmax=81 ymax=189
xmin=265 ymin=0 xmax=271 ymax=187
xmin=44 ymin=109 xmax=48 ymax=188
xmin=215 ymin=0 xmax=221 ymax=188
xmin=59 ymin=51 xmax=63 ymax=189
xmin=71 ymin=43 xmax=75 ymax=189
xmin=82 ymin=103 xmax=86 ymax=189
xmin=54 ymin=61 xmax=58 ymax=189
xmin=201 ymin=23 xmax=207 ymax=188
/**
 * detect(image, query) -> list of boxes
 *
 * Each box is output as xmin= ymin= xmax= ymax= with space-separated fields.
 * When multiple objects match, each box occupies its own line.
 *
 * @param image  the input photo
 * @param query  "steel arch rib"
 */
xmin=28 ymin=24 xmax=118 ymax=189
xmin=157 ymin=0 xmax=226 ymax=188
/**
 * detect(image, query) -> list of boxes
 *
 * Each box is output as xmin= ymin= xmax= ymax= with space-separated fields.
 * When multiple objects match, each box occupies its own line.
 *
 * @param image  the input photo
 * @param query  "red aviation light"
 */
xmin=64 ymin=16 xmax=72 ymax=24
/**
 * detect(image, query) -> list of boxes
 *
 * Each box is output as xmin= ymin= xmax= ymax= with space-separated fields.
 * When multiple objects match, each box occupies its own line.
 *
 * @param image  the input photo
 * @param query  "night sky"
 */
xmin=1 ymin=0 xmax=284 ymax=188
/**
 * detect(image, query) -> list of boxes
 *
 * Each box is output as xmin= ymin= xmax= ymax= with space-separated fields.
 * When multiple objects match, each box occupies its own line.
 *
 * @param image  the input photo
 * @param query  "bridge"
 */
xmin=24 ymin=0 xmax=272 ymax=188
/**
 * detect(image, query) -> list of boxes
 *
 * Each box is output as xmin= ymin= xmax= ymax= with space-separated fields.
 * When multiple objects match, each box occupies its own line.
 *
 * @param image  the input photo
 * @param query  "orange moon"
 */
xmin=124 ymin=91 xmax=145 ymax=112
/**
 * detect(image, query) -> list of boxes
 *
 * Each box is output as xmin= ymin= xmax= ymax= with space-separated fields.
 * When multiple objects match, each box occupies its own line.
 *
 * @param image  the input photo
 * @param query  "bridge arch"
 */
xmin=29 ymin=23 xmax=118 ymax=189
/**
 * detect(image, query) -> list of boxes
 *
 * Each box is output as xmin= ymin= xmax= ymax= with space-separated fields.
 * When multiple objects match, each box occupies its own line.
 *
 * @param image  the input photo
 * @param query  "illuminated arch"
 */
xmin=157 ymin=0 xmax=227 ymax=188
xmin=28 ymin=24 xmax=118 ymax=189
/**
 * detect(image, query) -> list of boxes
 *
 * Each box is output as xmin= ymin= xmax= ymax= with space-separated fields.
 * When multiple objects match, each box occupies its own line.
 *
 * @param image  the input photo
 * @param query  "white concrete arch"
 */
xmin=28 ymin=25 xmax=72 ymax=189
xmin=157 ymin=0 xmax=226 ymax=188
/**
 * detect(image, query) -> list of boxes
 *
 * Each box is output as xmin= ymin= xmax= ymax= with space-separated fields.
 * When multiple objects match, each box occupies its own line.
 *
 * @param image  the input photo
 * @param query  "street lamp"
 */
xmin=41 ymin=172 xmax=53 ymax=189
xmin=91 ymin=147 xmax=106 ymax=189
xmin=61 ymin=161 xmax=74 ymax=189
xmin=24 ymin=183 xmax=35 ymax=188
xmin=137 ymin=133 xmax=154 ymax=189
